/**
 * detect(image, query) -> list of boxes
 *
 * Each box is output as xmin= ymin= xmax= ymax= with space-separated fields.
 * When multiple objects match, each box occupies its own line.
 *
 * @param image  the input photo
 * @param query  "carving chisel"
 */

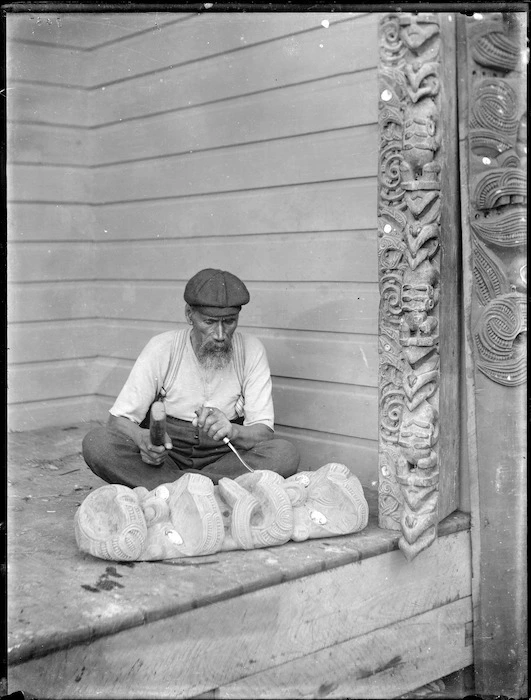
xmin=195 ymin=408 xmax=254 ymax=473
xmin=222 ymin=437 xmax=255 ymax=473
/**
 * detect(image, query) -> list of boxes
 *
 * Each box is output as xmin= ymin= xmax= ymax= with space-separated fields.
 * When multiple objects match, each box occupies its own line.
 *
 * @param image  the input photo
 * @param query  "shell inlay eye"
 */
xmin=310 ymin=510 xmax=327 ymax=525
xmin=154 ymin=485 xmax=170 ymax=500
xmin=166 ymin=529 xmax=183 ymax=545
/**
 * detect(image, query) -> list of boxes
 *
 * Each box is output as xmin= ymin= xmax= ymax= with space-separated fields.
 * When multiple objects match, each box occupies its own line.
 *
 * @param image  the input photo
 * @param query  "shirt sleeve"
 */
xmin=109 ymin=332 xmax=173 ymax=424
xmin=241 ymin=335 xmax=275 ymax=430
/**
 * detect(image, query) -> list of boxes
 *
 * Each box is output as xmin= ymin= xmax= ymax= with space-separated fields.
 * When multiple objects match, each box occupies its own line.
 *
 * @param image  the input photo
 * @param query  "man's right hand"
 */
xmin=107 ymin=414 xmax=173 ymax=467
xmin=136 ymin=428 xmax=173 ymax=466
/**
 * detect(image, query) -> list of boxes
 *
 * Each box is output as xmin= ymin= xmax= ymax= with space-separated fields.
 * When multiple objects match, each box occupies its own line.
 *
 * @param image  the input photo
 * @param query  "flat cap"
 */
xmin=184 ymin=268 xmax=250 ymax=316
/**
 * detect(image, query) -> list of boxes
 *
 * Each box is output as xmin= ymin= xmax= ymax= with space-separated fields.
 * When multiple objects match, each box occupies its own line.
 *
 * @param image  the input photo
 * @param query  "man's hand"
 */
xmin=137 ymin=428 xmax=173 ymax=466
xmin=193 ymin=406 xmax=234 ymax=442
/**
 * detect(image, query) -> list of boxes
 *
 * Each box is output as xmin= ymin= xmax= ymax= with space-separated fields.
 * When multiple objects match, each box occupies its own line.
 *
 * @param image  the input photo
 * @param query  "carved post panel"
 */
xmin=457 ymin=11 xmax=527 ymax=696
xmin=377 ymin=13 xmax=460 ymax=560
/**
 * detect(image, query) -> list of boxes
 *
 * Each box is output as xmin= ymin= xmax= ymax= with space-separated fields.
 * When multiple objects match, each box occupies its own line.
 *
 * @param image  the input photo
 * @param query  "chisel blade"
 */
xmin=223 ymin=437 xmax=255 ymax=472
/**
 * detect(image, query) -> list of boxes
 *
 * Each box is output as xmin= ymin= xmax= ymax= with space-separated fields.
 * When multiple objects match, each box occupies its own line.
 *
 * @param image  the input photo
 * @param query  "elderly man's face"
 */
xmin=188 ymin=307 xmax=239 ymax=369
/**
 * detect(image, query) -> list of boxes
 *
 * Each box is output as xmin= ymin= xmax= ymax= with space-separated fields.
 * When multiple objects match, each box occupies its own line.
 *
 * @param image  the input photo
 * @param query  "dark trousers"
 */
xmin=82 ymin=415 xmax=300 ymax=490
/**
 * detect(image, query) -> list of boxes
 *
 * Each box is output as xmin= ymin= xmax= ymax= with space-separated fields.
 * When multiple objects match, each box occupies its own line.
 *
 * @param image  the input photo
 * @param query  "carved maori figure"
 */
xmin=378 ymin=12 xmax=443 ymax=559
xmin=401 ymin=100 xmax=439 ymax=182
xmin=400 ymin=263 xmax=439 ymax=354
xmin=75 ymin=465 xmax=369 ymax=561
xmin=399 ymin=13 xmax=440 ymax=55
xmin=466 ymin=13 xmax=527 ymax=387
xmin=396 ymin=402 xmax=440 ymax=558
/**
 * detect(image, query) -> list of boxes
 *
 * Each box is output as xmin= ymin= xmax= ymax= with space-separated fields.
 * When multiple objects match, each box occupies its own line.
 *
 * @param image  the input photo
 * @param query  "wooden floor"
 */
xmin=7 ymin=423 xmax=473 ymax=699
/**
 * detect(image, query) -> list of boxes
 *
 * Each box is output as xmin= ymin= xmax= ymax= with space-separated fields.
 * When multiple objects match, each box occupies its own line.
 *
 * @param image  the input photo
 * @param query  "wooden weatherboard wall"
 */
xmin=7 ymin=15 xmax=95 ymax=430
xmin=7 ymin=12 xmax=380 ymax=486
xmin=6 ymin=13 xmax=180 ymax=430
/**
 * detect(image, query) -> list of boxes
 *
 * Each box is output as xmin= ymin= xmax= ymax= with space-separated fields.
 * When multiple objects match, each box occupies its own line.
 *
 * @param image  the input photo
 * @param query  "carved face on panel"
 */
xmin=397 ymin=404 xmax=439 ymax=462
xmin=286 ymin=463 xmax=369 ymax=542
xmin=137 ymin=476 xmax=225 ymax=559
xmin=399 ymin=13 xmax=439 ymax=51
xmin=74 ymin=484 xmax=148 ymax=561
xmin=401 ymin=263 xmax=439 ymax=314
xmin=219 ymin=470 xmax=294 ymax=551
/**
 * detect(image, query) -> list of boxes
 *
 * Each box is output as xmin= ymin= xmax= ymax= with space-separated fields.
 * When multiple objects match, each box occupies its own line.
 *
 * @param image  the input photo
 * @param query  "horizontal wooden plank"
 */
xmin=6 ymin=13 xmax=187 ymax=49
xmin=218 ymin=597 xmax=473 ymax=699
xmin=8 ymin=320 xmax=99 ymax=364
xmin=8 ymin=395 xmax=102 ymax=433
xmin=8 ymin=310 xmax=378 ymax=372
xmin=274 ymin=425 xmax=377 ymax=481
xmin=9 ymin=241 xmax=95 ymax=282
xmin=92 ymin=70 xmax=377 ymax=163
xmin=8 ymin=358 xmax=100 ymax=405
xmin=92 ymin=126 xmax=377 ymax=203
xmin=8 ymin=14 xmax=375 ymax=93
xmin=8 ymin=530 xmax=471 ymax=699
xmin=95 ymin=16 xmax=377 ymax=124
xmin=92 ymin=281 xmax=379 ymax=334
xmin=8 ymin=164 xmax=90 ymax=203
xmin=8 ymin=179 xmax=377 ymax=241
xmin=273 ymin=378 xmax=377 ymax=440
xmin=10 ymin=129 xmax=377 ymax=204
xmin=8 ymin=203 xmax=96 ymax=242
xmin=89 ymin=14 xmax=372 ymax=88
xmin=247 ymin=327 xmax=378 ymax=386
xmin=82 ymin=320 xmax=178 ymax=361
xmin=8 ymin=281 xmax=95 ymax=322
xmin=11 ymin=319 xmax=376 ymax=385
xmin=7 ymin=41 xmax=86 ymax=86
xmin=94 ymin=179 xmax=378 ymax=240
xmin=8 ymin=123 xmax=90 ymax=166
xmin=7 ymin=83 xmax=90 ymax=127
xmin=15 ymin=314 xmax=375 ymax=383
xmin=238 ymin=282 xmax=379 ymax=335
xmin=12 ymin=280 xmax=377 ymax=333
xmin=95 ymin=230 xmax=378 ymax=283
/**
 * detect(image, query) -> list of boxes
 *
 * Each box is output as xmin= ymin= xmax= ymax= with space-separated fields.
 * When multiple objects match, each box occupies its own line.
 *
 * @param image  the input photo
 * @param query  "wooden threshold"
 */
xmin=8 ymin=423 xmax=472 ymax=699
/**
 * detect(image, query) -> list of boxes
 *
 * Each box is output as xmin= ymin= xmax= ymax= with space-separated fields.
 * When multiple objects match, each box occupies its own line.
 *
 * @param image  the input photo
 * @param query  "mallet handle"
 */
xmin=149 ymin=401 xmax=167 ymax=446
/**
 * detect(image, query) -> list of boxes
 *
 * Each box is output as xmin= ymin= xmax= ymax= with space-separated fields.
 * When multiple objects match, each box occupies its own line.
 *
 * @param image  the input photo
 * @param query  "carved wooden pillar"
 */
xmin=377 ymin=13 xmax=460 ymax=560
xmin=457 ymin=11 xmax=527 ymax=696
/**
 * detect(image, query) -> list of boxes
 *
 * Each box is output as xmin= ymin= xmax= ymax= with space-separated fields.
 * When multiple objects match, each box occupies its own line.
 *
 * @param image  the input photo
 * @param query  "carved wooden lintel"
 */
xmin=377 ymin=13 xmax=459 ymax=560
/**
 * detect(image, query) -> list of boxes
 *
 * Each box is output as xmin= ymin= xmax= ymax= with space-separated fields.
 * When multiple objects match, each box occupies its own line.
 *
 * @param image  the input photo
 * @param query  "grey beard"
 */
xmin=197 ymin=340 xmax=233 ymax=371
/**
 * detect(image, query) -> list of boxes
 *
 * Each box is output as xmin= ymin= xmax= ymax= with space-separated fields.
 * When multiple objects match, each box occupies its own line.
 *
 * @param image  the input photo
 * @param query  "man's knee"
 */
xmin=268 ymin=438 xmax=300 ymax=478
xmin=82 ymin=427 xmax=109 ymax=474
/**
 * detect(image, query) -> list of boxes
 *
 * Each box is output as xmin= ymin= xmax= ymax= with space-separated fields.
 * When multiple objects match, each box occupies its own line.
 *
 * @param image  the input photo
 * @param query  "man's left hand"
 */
xmin=193 ymin=406 xmax=234 ymax=442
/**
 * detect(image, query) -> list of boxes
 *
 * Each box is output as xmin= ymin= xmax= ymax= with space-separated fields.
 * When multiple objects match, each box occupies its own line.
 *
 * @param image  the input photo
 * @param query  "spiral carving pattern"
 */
xmin=475 ymin=293 xmax=527 ymax=385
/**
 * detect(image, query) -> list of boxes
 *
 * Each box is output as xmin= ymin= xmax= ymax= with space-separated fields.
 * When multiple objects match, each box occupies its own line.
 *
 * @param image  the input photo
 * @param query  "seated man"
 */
xmin=82 ymin=268 xmax=300 ymax=489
